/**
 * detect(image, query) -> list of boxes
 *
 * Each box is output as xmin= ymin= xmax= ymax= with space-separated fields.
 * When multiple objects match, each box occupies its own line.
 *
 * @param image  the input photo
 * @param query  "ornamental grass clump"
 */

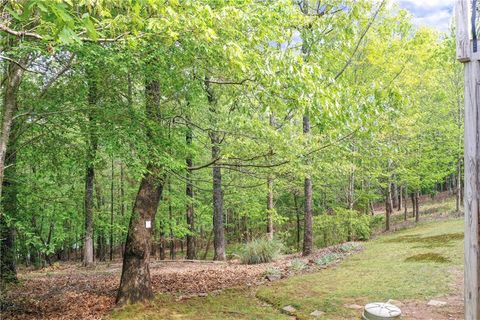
xmin=239 ymin=238 xmax=284 ymax=265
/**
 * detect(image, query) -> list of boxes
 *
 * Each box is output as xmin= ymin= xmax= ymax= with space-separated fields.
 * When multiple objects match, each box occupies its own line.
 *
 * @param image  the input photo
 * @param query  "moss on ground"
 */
xmin=405 ymin=253 xmax=451 ymax=263
xmin=111 ymin=218 xmax=464 ymax=320
xmin=110 ymin=289 xmax=290 ymax=320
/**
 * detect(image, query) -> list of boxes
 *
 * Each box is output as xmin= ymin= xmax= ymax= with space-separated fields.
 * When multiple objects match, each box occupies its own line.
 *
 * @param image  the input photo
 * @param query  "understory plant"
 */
xmin=238 ymin=238 xmax=284 ymax=265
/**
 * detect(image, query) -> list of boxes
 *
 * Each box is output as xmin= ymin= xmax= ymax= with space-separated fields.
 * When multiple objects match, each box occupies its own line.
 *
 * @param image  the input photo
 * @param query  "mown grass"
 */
xmin=256 ymin=219 xmax=464 ymax=319
xmin=110 ymin=289 xmax=289 ymax=320
xmin=111 ymin=217 xmax=464 ymax=320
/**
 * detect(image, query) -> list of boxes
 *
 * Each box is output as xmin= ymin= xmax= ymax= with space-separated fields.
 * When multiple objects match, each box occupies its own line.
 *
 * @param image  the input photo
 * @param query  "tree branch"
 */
xmin=330 ymin=0 xmax=386 ymax=84
xmin=188 ymin=157 xmax=221 ymax=171
xmin=0 ymin=23 xmax=129 ymax=43
xmin=0 ymin=54 xmax=42 ymax=74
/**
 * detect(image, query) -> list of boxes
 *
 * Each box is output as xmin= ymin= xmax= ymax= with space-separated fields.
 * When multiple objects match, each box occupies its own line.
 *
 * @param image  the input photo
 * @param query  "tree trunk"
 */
xmin=116 ymin=78 xmax=164 ymax=305
xmin=159 ymin=220 xmax=166 ymax=260
xmin=385 ymin=186 xmax=392 ymax=231
xmin=185 ymin=126 xmax=196 ymax=259
xmin=82 ymin=71 xmax=98 ymax=267
xmin=0 ymin=61 xmax=22 ymax=282
xmin=391 ymin=183 xmax=398 ymax=209
xmin=403 ymin=187 xmax=408 ymax=221
xmin=0 ymin=61 xmax=23 ymax=199
xmin=116 ymin=170 xmax=164 ymax=305
xmin=83 ymin=161 xmax=95 ymax=266
xmin=0 ymin=128 xmax=18 ymax=284
xmin=202 ymin=230 xmax=213 ymax=260
xmin=410 ymin=193 xmax=416 ymax=218
xmin=415 ymin=191 xmax=420 ymax=222
xmin=211 ymin=137 xmax=225 ymax=261
xmin=168 ymin=181 xmax=176 ymax=260
xmin=302 ymin=115 xmax=313 ymax=256
xmin=97 ymin=232 xmax=106 ymax=262
xmin=347 ymin=166 xmax=355 ymax=209
xmin=397 ymin=186 xmax=402 ymax=211
xmin=205 ymin=78 xmax=225 ymax=261
xmin=293 ymin=193 xmax=301 ymax=251
xmin=110 ymin=157 xmax=114 ymax=261
xmin=266 ymin=176 xmax=274 ymax=240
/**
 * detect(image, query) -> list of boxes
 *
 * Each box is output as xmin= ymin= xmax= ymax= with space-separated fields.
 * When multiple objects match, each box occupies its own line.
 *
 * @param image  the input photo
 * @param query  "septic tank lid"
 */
xmin=362 ymin=302 xmax=402 ymax=320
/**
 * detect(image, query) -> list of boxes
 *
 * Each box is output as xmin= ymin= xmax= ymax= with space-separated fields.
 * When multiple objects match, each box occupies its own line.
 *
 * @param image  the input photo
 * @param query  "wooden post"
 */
xmin=456 ymin=1 xmax=480 ymax=319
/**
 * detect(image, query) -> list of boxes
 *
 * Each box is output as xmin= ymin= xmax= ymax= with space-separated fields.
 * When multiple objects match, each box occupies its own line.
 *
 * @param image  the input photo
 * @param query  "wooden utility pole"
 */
xmin=456 ymin=1 xmax=480 ymax=318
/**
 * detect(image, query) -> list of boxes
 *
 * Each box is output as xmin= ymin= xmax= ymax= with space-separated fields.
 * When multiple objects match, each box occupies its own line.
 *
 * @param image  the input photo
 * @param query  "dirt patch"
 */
xmin=398 ymin=269 xmax=464 ymax=320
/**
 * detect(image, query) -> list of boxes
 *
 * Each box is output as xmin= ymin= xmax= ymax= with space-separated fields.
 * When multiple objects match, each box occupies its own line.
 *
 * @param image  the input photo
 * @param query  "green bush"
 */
xmin=238 ymin=238 xmax=284 ymax=265
xmin=338 ymin=243 xmax=359 ymax=253
xmin=290 ymin=258 xmax=306 ymax=271
xmin=314 ymin=208 xmax=373 ymax=248
xmin=315 ymin=252 xmax=343 ymax=266
xmin=264 ymin=267 xmax=282 ymax=277
xmin=370 ymin=214 xmax=385 ymax=231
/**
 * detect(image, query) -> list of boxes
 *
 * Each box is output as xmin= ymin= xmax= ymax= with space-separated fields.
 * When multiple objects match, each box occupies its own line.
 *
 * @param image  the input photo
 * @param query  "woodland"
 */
xmin=0 ymin=0 xmax=465 ymax=317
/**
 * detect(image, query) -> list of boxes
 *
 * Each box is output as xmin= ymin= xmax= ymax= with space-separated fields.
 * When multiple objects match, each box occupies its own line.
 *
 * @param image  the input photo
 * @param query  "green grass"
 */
xmin=110 ymin=289 xmax=290 ymax=320
xmin=256 ymin=219 xmax=464 ymax=319
xmin=111 ymin=218 xmax=464 ymax=320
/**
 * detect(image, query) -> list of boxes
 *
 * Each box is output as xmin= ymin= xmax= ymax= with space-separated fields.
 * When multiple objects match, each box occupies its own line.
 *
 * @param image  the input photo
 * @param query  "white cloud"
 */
xmin=396 ymin=0 xmax=454 ymax=31
xmin=398 ymin=0 xmax=454 ymax=9
xmin=412 ymin=8 xmax=453 ymax=32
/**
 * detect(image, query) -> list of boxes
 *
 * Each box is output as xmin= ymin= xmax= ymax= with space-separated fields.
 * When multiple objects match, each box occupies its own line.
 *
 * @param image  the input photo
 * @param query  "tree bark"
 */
xmin=168 ymin=181 xmax=176 ymax=260
xmin=293 ymin=193 xmax=301 ymax=251
xmin=302 ymin=115 xmax=313 ymax=256
xmin=116 ymin=78 xmax=164 ymax=305
xmin=266 ymin=176 xmax=274 ymax=240
xmin=206 ymin=79 xmax=225 ymax=261
xmin=211 ymin=135 xmax=225 ymax=261
xmin=385 ymin=186 xmax=392 ymax=231
xmin=415 ymin=191 xmax=420 ymax=222
xmin=83 ymin=70 xmax=98 ymax=267
xmin=411 ymin=193 xmax=416 ymax=218
xmin=116 ymin=170 xmax=164 ymax=305
xmin=0 ymin=125 xmax=18 ymax=284
xmin=391 ymin=183 xmax=398 ymax=209
xmin=397 ymin=185 xmax=402 ymax=211
xmin=110 ymin=157 xmax=114 ymax=261
xmin=0 ymin=61 xmax=23 ymax=199
xmin=185 ymin=126 xmax=196 ymax=259
xmin=347 ymin=166 xmax=355 ymax=209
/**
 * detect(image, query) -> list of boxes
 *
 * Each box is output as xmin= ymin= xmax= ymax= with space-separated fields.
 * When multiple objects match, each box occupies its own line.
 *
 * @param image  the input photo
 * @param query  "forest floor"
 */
xmin=2 ymin=199 xmax=464 ymax=320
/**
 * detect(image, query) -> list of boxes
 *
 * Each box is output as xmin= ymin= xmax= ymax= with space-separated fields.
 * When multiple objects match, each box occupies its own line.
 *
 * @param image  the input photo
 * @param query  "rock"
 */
xmin=387 ymin=299 xmax=404 ymax=306
xmin=427 ymin=300 xmax=447 ymax=307
xmin=266 ymin=274 xmax=281 ymax=281
xmin=344 ymin=303 xmax=363 ymax=310
xmin=310 ymin=309 xmax=325 ymax=317
xmin=282 ymin=305 xmax=296 ymax=314
xmin=197 ymin=293 xmax=208 ymax=297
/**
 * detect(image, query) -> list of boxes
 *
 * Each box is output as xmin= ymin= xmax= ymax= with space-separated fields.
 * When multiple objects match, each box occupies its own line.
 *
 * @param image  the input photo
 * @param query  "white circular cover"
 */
xmin=362 ymin=302 xmax=402 ymax=320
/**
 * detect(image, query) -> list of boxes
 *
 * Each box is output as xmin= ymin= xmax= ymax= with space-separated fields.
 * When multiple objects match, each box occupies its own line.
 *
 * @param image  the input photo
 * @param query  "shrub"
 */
xmin=370 ymin=215 xmax=385 ymax=231
xmin=338 ymin=243 xmax=358 ymax=253
xmin=315 ymin=253 xmax=342 ymax=266
xmin=314 ymin=208 xmax=373 ymax=248
xmin=264 ymin=267 xmax=282 ymax=277
xmin=238 ymin=238 xmax=284 ymax=265
xmin=290 ymin=259 xmax=306 ymax=271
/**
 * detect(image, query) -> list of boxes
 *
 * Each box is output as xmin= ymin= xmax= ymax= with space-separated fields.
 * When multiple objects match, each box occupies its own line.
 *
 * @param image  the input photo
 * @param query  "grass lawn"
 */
xmin=111 ymin=218 xmax=464 ymax=320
